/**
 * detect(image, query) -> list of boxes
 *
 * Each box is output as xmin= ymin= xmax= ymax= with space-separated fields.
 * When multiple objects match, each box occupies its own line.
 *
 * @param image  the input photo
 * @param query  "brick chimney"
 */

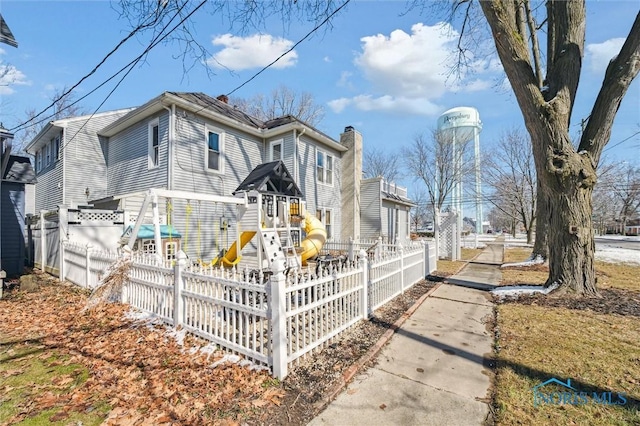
xmin=216 ymin=94 xmax=229 ymax=104
xmin=340 ymin=126 xmax=362 ymax=240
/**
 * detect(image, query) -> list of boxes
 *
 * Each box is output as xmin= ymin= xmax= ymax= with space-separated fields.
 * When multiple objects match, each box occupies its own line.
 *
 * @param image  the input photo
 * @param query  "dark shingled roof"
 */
xmin=168 ymin=92 xmax=265 ymax=129
xmin=2 ymin=155 xmax=36 ymax=184
xmin=234 ymin=160 xmax=303 ymax=197
xmin=381 ymin=190 xmax=415 ymax=207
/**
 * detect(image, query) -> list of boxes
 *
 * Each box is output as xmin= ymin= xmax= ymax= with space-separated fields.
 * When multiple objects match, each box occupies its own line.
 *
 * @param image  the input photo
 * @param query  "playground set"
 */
xmin=121 ymin=161 xmax=327 ymax=272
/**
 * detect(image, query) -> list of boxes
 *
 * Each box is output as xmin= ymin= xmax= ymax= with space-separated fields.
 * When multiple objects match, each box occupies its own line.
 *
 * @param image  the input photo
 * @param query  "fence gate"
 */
xmin=438 ymin=211 xmax=459 ymax=260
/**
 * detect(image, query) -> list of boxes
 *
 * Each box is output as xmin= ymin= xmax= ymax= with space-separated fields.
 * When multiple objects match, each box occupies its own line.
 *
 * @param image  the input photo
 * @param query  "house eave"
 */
xmin=264 ymin=122 xmax=347 ymax=152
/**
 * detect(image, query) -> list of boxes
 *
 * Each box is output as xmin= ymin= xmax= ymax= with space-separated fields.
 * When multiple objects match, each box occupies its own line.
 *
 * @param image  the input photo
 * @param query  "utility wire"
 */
xmin=59 ymin=1 xmax=207 ymax=152
xmin=226 ymin=0 xmax=351 ymax=97
xmin=10 ymin=5 xmax=168 ymax=133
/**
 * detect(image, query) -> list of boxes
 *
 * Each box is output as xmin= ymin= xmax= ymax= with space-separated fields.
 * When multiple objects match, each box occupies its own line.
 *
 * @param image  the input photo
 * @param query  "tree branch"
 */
xmin=579 ymin=12 xmax=640 ymax=164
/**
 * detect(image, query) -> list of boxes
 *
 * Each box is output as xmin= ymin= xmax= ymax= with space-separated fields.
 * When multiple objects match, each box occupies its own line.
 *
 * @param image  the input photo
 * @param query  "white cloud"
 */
xmin=323 ymin=56 xmax=331 ymax=63
xmin=207 ymin=33 xmax=297 ymax=70
xmin=329 ymin=94 xmax=441 ymax=116
xmin=331 ymin=22 xmax=495 ymax=116
xmin=0 ymin=47 xmax=5 ymax=55
xmin=337 ymin=71 xmax=353 ymax=89
xmin=0 ymin=63 xmax=29 ymax=95
xmin=586 ymin=38 xmax=625 ymax=73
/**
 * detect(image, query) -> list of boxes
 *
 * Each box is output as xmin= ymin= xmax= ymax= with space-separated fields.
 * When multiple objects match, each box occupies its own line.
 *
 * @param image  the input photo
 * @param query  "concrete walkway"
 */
xmin=309 ymin=241 xmax=504 ymax=426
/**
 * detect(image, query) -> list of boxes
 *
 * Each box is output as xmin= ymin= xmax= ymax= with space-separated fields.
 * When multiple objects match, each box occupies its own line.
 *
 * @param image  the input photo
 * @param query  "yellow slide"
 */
xmin=218 ymin=231 xmax=256 ymax=267
xmin=300 ymin=212 xmax=327 ymax=265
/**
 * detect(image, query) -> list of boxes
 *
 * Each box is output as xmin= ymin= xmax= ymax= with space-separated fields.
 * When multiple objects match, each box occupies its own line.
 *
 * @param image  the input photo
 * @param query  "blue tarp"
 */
xmin=123 ymin=224 xmax=182 ymax=239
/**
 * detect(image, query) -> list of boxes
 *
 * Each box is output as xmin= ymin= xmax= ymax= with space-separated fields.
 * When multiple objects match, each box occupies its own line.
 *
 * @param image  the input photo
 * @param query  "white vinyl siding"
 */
xmin=106 ymin=112 xmax=168 ymax=199
xmin=360 ymin=178 xmax=382 ymax=240
xmin=148 ymin=118 xmax=160 ymax=169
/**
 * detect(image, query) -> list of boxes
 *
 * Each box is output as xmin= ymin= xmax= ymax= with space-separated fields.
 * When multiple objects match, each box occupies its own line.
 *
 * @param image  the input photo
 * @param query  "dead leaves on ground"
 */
xmin=0 ymin=277 xmax=284 ymax=424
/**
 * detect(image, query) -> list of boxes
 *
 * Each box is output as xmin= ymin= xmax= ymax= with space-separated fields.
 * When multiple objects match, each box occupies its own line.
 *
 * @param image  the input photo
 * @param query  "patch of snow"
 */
xmin=595 ymin=246 xmax=640 ymax=265
xmin=167 ymin=328 xmax=187 ymax=346
xmin=501 ymin=255 xmax=545 ymax=268
xmin=492 ymin=282 xmax=559 ymax=299
xmin=211 ymin=354 xmax=242 ymax=368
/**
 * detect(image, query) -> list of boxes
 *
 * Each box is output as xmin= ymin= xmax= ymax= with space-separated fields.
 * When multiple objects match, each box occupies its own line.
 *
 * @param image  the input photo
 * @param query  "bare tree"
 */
xmin=13 ymin=86 xmax=86 ymax=154
xmin=472 ymin=2 xmax=640 ymax=295
xmin=230 ymin=85 xmax=325 ymax=126
xmin=483 ymin=128 xmax=537 ymax=246
xmin=409 ymin=185 xmax=430 ymax=234
xmin=402 ymin=129 xmax=473 ymax=221
xmin=363 ymin=147 xmax=401 ymax=183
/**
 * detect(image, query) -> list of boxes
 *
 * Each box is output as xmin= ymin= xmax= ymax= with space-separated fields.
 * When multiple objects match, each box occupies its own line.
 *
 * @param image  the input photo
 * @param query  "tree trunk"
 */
xmin=539 ymin=148 xmax=598 ymax=296
xmin=531 ymin=179 xmax=549 ymax=260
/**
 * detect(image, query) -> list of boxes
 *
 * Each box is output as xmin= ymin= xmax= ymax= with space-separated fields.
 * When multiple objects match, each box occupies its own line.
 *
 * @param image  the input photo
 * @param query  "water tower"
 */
xmin=436 ymin=107 xmax=483 ymax=240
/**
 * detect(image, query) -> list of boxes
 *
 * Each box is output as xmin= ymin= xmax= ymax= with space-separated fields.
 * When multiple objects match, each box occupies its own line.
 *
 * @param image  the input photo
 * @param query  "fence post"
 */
xmin=398 ymin=242 xmax=405 ymax=294
xmin=358 ymin=249 xmax=369 ymax=319
xmin=174 ymin=250 xmax=187 ymax=327
xmin=269 ymin=258 xmax=288 ymax=380
xmin=348 ymin=236 xmax=354 ymax=262
xmin=376 ymin=236 xmax=382 ymax=261
xmin=85 ymin=243 xmax=92 ymax=288
xmin=40 ymin=210 xmax=47 ymax=272
xmin=58 ymin=206 xmax=68 ymax=282
xmin=421 ymin=240 xmax=428 ymax=278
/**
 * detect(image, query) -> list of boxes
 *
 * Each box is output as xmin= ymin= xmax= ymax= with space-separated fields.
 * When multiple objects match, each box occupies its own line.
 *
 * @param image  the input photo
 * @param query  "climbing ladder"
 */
xmin=259 ymin=230 xmax=301 ymax=270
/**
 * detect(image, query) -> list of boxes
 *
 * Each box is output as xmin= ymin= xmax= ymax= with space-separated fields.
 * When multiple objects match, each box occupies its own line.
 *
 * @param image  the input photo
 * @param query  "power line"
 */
xmin=10 ymin=4 xmax=169 ymax=133
xmin=226 ymin=0 xmax=351 ymax=97
xmin=59 ymin=1 xmax=207 ymax=153
xmin=603 ymin=130 xmax=640 ymax=152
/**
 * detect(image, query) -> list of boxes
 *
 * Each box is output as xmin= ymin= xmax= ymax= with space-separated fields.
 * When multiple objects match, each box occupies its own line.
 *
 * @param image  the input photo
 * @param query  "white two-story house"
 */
xmin=27 ymin=91 xmax=413 ymax=260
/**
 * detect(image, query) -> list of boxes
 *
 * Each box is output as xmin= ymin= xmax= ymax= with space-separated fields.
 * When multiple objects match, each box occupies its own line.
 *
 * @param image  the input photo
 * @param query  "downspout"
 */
xmin=162 ymin=105 xmax=175 ymax=190
xmin=61 ymin=126 xmax=66 ymax=205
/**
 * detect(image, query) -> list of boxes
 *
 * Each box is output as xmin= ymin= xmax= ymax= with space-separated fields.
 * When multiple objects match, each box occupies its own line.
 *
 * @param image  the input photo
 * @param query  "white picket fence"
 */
xmin=59 ymin=239 xmax=436 ymax=379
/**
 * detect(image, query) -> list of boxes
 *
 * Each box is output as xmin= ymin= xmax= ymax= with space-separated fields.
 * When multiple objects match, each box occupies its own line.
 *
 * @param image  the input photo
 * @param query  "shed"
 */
xmin=2 ymin=155 xmax=37 ymax=276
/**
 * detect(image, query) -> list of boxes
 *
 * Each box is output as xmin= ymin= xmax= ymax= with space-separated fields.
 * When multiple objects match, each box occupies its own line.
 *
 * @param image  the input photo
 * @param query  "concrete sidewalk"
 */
xmin=447 ymin=237 xmax=505 ymax=290
xmin=309 ymin=242 xmax=504 ymax=426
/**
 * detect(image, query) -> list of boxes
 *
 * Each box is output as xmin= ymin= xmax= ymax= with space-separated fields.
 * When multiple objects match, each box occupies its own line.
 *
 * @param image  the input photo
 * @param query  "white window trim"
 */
xmin=269 ymin=139 xmax=284 ymax=162
xmin=36 ymin=150 xmax=41 ymax=173
xmin=204 ymin=124 xmax=225 ymax=174
xmin=316 ymin=148 xmax=334 ymax=187
xmin=148 ymin=118 xmax=160 ymax=169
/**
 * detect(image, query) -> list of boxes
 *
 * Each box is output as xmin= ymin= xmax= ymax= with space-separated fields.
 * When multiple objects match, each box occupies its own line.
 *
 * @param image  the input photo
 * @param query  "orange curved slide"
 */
xmin=300 ymin=212 xmax=327 ymax=265
xmin=220 ymin=231 xmax=256 ymax=267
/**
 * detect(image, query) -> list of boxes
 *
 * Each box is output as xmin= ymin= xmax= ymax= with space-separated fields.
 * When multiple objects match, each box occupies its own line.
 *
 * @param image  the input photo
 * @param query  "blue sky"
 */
xmin=1 ymin=0 xmax=639 ymax=197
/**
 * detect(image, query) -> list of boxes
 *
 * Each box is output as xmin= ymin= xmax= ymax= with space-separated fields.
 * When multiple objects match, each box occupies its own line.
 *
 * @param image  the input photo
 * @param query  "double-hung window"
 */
xmin=316 ymin=150 xmax=334 ymax=185
xmin=148 ymin=118 xmax=160 ymax=169
xmin=316 ymin=208 xmax=333 ymax=239
xmin=35 ymin=150 xmax=41 ymax=173
xmin=206 ymin=126 xmax=223 ymax=172
xmin=45 ymin=143 xmax=51 ymax=167
xmin=53 ymin=134 xmax=60 ymax=161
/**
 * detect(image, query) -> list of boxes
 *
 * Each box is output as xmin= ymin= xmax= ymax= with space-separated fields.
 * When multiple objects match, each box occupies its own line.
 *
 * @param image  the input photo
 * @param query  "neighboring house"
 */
xmin=26 ymin=91 xmax=414 ymax=260
xmin=360 ymin=177 xmax=414 ymax=243
xmin=26 ymin=109 xmax=134 ymax=212
xmin=625 ymin=219 xmax=640 ymax=236
xmin=1 ymin=154 xmax=36 ymax=277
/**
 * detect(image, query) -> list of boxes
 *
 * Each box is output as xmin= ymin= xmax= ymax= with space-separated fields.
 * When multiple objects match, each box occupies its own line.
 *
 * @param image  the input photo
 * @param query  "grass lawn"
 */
xmin=0 ymin=341 xmax=110 ymax=425
xmin=494 ymin=248 xmax=640 ymax=425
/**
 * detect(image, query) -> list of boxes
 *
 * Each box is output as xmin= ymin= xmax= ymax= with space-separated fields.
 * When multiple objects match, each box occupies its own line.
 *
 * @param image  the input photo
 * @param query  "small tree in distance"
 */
xmin=230 ymin=85 xmax=325 ymax=127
